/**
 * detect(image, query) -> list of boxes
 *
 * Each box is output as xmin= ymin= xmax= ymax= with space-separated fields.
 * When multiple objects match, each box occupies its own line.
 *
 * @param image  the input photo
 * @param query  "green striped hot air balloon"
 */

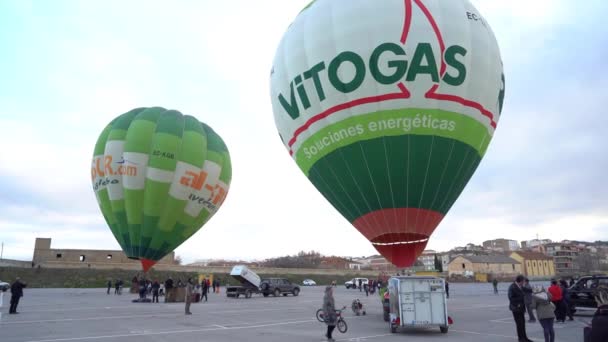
xmin=91 ymin=107 xmax=232 ymax=271
xmin=270 ymin=0 xmax=505 ymax=268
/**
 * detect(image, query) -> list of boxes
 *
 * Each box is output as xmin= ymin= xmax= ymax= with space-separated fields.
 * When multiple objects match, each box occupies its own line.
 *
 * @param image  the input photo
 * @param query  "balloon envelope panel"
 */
xmin=270 ymin=0 xmax=504 ymax=267
xmin=91 ymin=107 xmax=231 ymax=271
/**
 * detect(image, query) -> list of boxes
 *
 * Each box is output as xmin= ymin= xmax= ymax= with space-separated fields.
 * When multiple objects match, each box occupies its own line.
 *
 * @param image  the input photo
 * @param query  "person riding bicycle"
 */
xmin=323 ymin=286 xmax=337 ymax=341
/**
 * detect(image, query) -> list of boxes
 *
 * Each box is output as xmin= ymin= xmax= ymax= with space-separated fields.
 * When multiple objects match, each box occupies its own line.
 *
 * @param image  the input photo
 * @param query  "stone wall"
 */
xmin=0 ymin=259 xmax=32 ymax=268
xmin=32 ymin=238 xmax=175 ymax=267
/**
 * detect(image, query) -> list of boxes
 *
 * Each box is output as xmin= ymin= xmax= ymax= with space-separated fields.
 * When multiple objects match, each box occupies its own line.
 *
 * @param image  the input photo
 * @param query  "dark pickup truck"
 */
xmin=260 ymin=278 xmax=300 ymax=297
xmin=568 ymin=275 xmax=608 ymax=314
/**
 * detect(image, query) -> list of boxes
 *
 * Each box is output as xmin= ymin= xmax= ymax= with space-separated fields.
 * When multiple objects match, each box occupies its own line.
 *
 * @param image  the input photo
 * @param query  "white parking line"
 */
xmin=335 ymin=333 xmax=393 ymax=341
xmin=24 ymin=318 xmax=318 ymax=342
xmin=451 ymin=329 xmax=519 ymax=339
xmin=0 ymin=313 xmax=180 ymax=325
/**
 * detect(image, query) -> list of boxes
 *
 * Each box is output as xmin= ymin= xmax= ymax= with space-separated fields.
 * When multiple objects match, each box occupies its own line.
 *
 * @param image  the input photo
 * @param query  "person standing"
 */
xmin=445 ymin=280 xmax=450 ymax=299
xmin=151 ymin=280 xmax=160 ymax=303
xmin=185 ymin=278 xmax=194 ymax=315
xmin=559 ymin=280 xmax=574 ymax=321
xmin=138 ymin=278 xmax=147 ymax=300
xmin=9 ymin=277 xmax=27 ymax=314
xmin=358 ymin=279 xmax=362 ymax=292
xmin=107 ymin=280 xmax=112 ymax=295
xmin=533 ymin=287 xmax=556 ymax=342
xmin=548 ymin=280 xmax=565 ymax=323
xmin=212 ymin=279 xmax=216 ymax=293
xmin=201 ymin=278 xmax=209 ymax=302
xmin=508 ymin=275 xmax=532 ymax=342
xmin=523 ymin=278 xmax=536 ymax=322
xmin=164 ymin=278 xmax=174 ymax=302
xmin=322 ymin=286 xmax=337 ymax=342
xmin=493 ymin=278 xmax=499 ymax=295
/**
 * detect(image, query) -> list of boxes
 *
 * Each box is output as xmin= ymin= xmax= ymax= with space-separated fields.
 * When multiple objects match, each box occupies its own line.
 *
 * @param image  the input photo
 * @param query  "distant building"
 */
xmin=417 ymin=250 xmax=437 ymax=271
xmin=483 ymin=239 xmax=519 ymax=252
xmin=448 ymin=255 xmax=523 ymax=278
xmin=32 ymin=238 xmax=175 ymax=268
xmin=509 ymin=251 xmax=555 ymax=278
xmin=521 ymin=239 xmax=552 ymax=249
xmin=545 ymin=242 xmax=580 ymax=276
xmin=438 ymin=252 xmax=452 ymax=271
xmin=363 ymin=255 xmax=397 ymax=271
xmin=448 ymin=255 xmax=522 ymax=278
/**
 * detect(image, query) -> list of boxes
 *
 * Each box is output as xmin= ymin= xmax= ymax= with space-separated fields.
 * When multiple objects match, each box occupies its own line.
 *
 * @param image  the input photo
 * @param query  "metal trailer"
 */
xmin=388 ymin=276 xmax=449 ymax=334
xmin=226 ymin=265 xmax=262 ymax=298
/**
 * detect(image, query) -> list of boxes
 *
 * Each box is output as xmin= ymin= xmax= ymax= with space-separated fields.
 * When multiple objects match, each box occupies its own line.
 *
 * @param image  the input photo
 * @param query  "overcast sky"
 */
xmin=0 ymin=0 xmax=606 ymax=264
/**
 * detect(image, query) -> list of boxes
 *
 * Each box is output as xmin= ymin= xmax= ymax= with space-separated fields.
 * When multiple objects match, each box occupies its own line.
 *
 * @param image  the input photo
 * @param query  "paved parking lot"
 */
xmin=0 ymin=284 xmax=591 ymax=342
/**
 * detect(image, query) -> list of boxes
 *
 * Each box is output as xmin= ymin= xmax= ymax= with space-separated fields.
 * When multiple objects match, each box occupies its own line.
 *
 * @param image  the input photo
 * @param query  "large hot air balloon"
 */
xmin=270 ymin=0 xmax=505 ymax=267
xmin=91 ymin=107 xmax=232 ymax=271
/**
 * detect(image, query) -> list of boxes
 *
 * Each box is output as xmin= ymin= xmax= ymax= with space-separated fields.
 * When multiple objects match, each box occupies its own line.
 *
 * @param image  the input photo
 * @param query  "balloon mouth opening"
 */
xmin=370 ymin=233 xmax=429 ymax=245
xmin=140 ymin=259 xmax=157 ymax=272
xmin=128 ymin=257 xmax=140 ymax=260
xmin=371 ymin=233 xmax=430 ymax=268
xmin=372 ymin=238 xmax=429 ymax=246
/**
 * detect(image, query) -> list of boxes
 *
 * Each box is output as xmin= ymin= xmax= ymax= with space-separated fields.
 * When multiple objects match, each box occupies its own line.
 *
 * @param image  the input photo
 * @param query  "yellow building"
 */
xmin=448 ymin=255 xmax=522 ymax=279
xmin=510 ymin=251 xmax=555 ymax=278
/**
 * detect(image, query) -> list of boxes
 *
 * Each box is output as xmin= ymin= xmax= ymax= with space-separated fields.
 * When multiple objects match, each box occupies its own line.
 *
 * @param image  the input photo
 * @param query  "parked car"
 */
xmin=569 ymin=275 xmax=608 ymax=313
xmin=302 ymin=279 xmax=316 ymax=286
xmin=345 ymin=278 xmax=368 ymax=289
xmin=260 ymin=278 xmax=300 ymax=297
xmin=0 ymin=281 xmax=9 ymax=292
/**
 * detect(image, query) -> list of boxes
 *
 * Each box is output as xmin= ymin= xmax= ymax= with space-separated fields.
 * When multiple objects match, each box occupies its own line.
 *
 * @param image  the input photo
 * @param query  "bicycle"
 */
xmin=316 ymin=306 xmax=348 ymax=333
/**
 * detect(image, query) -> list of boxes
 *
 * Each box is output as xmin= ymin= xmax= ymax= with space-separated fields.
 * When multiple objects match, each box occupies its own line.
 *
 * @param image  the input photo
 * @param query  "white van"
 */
xmin=345 ymin=278 xmax=369 ymax=289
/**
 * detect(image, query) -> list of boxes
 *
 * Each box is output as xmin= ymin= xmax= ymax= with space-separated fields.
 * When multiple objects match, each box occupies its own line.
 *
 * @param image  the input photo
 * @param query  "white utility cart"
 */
xmin=387 ymin=275 xmax=449 ymax=334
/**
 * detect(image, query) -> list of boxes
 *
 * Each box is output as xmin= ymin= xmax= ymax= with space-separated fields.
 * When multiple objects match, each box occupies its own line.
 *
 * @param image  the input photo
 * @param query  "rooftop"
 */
xmin=511 ymin=251 xmax=553 ymax=260
xmin=458 ymin=255 xmax=520 ymax=264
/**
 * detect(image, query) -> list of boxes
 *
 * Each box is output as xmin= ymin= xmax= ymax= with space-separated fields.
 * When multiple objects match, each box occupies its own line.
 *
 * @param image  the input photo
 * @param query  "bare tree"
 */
xmin=175 ymin=255 xmax=183 ymax=265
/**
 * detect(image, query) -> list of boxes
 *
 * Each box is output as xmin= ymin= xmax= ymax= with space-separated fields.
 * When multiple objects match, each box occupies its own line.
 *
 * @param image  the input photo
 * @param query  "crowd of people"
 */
xmin=122 ymin=275 xmax=221 ymax=308
xmin=508 ymin=274 xmax=608 ymax=342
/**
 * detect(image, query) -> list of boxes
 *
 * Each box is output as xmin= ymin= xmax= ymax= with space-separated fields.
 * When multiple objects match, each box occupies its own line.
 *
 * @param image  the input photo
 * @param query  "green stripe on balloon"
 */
xmin=295 ymin=109 xmax=491 ymax=176
xmin=122 ymin=108 xmax=165 ymax=257
xmin=307 ymin=135 xmax=481 ymax=222
xmin=92 ymin=123 xmax=127 ymax=252
xmin=143 ymin=115 xmax=208 ymax=260
xmin=105 ymin=110 xmax=142 ymax=257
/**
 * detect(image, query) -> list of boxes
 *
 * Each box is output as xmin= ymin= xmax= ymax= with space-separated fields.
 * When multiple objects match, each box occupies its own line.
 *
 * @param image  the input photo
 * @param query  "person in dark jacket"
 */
xmin=9 ymin=277 xmax=27 ymax=314
xmin=138 ymin=278 xmax=147 ymax=299
xmin=151 ymin=280 xmax=160 ymax=303
xmin=559 ymin=280 xmax=574 ymax=321
xmin=523 ymin=278 xmax=536 ymax=322
xmin=114 ymin=279 xmax=121 ymax=295
xmin=201 ymin=278 xmax=209 ymax=302
xmin=508 ymin=275 xmax=532 ymax=342
xmin=585 ymin=286 xmax=608 ymax=342
xmin=107 ymin=280 xmax=112 ymax=295
xmin=164 ymin=278 xmax=174 ymax=302
xmin=445 ymin=280 xmax=450 ymax=299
